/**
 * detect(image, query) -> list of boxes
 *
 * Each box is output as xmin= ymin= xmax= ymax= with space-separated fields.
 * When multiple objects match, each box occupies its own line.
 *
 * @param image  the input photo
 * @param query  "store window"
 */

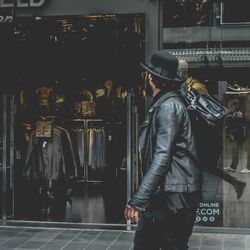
xmin=0 ymin=96 xmax=2 ymax=219
xmin=163 ymin=0 xmax=250 ymax=229
xmin=0 ymin=14 xmax=146 ymax=225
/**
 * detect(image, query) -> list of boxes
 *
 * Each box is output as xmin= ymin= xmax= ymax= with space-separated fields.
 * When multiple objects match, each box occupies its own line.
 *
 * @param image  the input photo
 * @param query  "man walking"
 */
xmin=124 ymin=51 xmax=203 ymax=250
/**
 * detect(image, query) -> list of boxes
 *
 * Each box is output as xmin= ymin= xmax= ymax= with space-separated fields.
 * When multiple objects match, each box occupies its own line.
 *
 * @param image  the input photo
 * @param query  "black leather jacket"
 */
xmin=129 ymin=91 xmax=202 ymax=212
xmin=23 ymin=126 xmax=78 ymax=181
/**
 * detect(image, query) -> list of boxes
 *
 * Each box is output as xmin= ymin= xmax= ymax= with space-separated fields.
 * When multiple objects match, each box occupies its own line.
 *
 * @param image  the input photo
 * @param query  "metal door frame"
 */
xmin=1 ymin=94 xmax=15 ymax=223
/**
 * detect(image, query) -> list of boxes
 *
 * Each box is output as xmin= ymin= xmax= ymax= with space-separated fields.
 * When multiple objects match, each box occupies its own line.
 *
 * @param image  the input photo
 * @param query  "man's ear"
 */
xmin=148 ymin=73 xmax=156 ymax=89
xmin=148 ymin=73 xmax=152 ymax=82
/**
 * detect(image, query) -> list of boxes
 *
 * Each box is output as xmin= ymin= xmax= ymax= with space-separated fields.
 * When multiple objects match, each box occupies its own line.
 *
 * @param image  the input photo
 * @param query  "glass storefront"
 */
xmin=1 ymin=0 xmax=250 ymax=232
xmin=163 ymin=0 xmax=250 ymax=229
xmin=0 ymin=14 xmax=145 ymax=226
xmin=0 ymin=94 xmax=15 ymax=222
xmin=0 ymin=96 xmax=2 ymax=220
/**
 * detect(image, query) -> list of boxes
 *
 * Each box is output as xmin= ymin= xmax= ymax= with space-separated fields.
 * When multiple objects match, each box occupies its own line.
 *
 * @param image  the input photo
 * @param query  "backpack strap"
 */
xmin=144 ymin=91 xmax=179 ymax=125
xmin=150 ymin=91 xmax=178 ymax=110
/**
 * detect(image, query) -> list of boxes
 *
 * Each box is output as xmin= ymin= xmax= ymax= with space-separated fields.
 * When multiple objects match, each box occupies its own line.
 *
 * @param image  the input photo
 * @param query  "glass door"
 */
xmin=0 ymin=95 xmax=2 ymax=220
xmin=2 ymin=13 xmax=145 ymax=226
xmin=127 ymin=93 xmax=138 ymax=210
xmin=1 ymin=94 xmax=15 ymax=222
xmin=126 ymin=91 xmax=149 ymax=226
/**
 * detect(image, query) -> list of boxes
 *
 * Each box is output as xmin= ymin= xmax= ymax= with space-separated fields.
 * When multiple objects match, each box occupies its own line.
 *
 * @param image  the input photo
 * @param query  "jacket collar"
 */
xmin=150 ymin=90 xmax=178 ymax=111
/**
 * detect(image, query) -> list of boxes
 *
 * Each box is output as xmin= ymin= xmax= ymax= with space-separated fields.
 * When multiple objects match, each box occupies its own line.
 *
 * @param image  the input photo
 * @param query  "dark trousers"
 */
xmin=134 ymin=207 xmax=196 ymax=250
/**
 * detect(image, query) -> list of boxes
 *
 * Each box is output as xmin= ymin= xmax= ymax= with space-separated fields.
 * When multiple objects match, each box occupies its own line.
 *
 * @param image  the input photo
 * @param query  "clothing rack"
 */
xmin=37 ymin=115 xmax=66 ymax=126
xmin=23 ymin=117 xmax=79 ymax=214
xmin=86 ymin=119 xmax=105 ymax=128
xmin=71 ymin=118 xmax=106 ymax=183
xmin=86 ymin=119 xmax=106 ymax=183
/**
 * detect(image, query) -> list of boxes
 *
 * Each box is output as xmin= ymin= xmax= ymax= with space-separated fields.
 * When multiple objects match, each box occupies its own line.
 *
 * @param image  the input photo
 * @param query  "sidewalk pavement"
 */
xmin=0 ymin=226 xmax=249 ymax=250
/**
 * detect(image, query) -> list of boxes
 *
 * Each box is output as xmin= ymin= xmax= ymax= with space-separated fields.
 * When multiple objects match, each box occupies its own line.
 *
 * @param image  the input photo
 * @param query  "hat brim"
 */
xmin=140 ymin=63 xmax=183 ymax=84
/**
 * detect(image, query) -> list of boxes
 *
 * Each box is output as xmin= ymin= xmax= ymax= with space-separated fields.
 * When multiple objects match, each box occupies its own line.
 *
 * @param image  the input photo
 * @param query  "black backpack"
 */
xmin=180 ymin=83 xmax=228 ymax=169
xmin=181 ymin=87 xmax=227 ymax=126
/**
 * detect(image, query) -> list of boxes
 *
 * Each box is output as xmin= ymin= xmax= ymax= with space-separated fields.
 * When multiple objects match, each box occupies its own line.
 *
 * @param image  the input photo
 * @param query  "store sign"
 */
xmin=0 ymin=0 xmax=46 ymax=8
xmin=195 ymin=201 xmax=223 ymax=226
xmin=0 ymin=0 xmax=47 ymax=23
xmin=0 ymin=15 xmax=12 ymax=22
xmin=0 ymin=6 xmax=12 ymax=22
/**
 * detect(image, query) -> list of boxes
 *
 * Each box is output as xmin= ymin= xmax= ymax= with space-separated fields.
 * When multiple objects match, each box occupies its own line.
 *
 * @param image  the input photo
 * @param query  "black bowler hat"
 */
xmin=140 ymin=51 xmax=183 ymax=83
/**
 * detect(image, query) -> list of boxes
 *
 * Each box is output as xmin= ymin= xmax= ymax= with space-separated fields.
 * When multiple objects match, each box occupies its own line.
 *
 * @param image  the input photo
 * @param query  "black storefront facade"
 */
xmin=162 ymin=0 xmax=250 ymax=233
xmin=1 ymin=0 xmax=250 ymax=234
xmin=0 ymin=0 xmax=162 ymax=230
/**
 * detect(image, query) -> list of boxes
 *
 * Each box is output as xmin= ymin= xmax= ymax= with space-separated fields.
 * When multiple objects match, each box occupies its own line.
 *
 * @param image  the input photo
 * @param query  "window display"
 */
xmin=222 ymin=87 xmax=250 ymax=227
xmin=192 ymin=80 xmax=250 ymax=228
xmin=162 ymin=0 xmax=250 ymax=229
xmin=0 ymin=14 xmax=145 ymax=224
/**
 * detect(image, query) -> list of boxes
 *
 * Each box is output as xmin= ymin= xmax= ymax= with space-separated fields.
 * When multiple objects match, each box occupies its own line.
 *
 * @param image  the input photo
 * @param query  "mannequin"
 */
xmin=36 ymin=85 xmax=54 ymax=115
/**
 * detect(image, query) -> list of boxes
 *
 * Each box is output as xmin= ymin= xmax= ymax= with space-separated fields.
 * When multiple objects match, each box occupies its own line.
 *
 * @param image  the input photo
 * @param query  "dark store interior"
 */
xmin=0 ymin=14 xmax=145 ymax=224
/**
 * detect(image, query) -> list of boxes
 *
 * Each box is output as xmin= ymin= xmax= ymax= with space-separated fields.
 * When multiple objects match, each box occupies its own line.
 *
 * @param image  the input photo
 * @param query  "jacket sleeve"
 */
xmin=129 ymin=101 xmax=182 ymax=211
xmin=57 ymin=126 xmax=78 ymax=179
xmin=22 ymin=132 xmax=35 ymax=179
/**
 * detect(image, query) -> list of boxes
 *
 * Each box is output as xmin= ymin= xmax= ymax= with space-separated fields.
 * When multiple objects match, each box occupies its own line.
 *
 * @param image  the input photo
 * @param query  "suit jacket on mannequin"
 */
xmin=23 ymin=127 xmax=78 ymax=181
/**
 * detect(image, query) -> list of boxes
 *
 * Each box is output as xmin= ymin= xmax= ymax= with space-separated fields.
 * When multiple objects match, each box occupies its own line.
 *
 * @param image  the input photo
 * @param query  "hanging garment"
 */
xmin=56 ymin=126 xmax=79 ymax=178
xmin=88 ymin=129 xmax=94 ymax=169
xmin=72 ymin=128 xmax=85 ymax=168
xmin=23 ymin=126 xmax=77 ymax=180
xmin=95 ymin=128 xmax=106 ymax=171
xmin=87 ymin=128 xmax=106 ymax=171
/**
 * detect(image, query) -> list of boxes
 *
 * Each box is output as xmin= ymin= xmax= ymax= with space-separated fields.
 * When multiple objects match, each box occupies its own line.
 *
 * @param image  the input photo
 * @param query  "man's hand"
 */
xmin=124 ymin=204 xmax=139 ymax=223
